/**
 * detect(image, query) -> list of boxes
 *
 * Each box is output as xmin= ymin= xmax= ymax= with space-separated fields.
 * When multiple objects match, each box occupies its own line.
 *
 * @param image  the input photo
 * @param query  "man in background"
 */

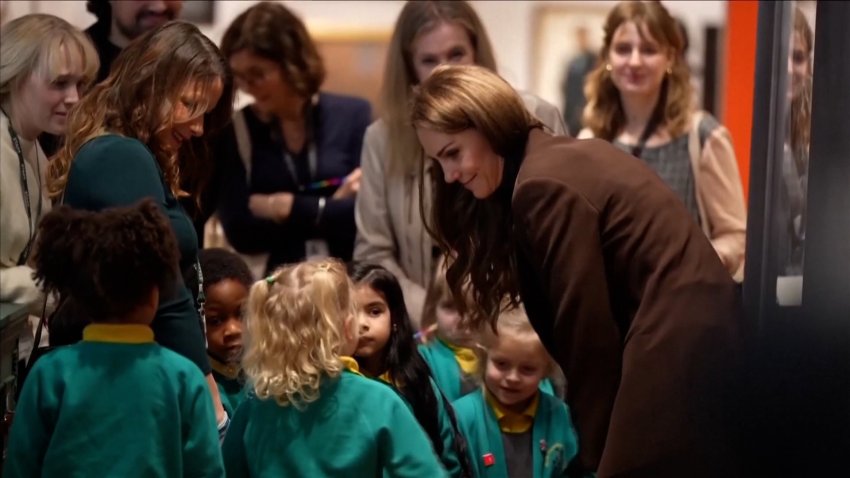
xmin=560 ymin=26 xmax=596 ymax=137
xmin=86 ymin=1 xmax=184 ymax=82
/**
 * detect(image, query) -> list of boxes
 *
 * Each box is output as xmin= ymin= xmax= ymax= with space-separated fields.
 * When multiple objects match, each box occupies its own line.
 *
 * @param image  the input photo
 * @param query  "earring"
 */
xmin=666 ymin=66 xmax=673 ymax=75
xmin=605 ymin=63 xmax=613 ymax=72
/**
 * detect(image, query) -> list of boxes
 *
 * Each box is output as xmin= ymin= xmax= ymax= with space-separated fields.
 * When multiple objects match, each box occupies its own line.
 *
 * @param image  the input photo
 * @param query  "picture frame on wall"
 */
xmin=530 ymin=4 xmax=610 ymax=136
xmin=179 ymin=0 xmax=215 ymax=25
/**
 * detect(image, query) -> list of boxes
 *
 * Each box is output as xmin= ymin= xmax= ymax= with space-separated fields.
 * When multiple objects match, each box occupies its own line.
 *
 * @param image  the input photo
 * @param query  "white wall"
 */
xmin=1 ymin=0 xmax=727 ymax=99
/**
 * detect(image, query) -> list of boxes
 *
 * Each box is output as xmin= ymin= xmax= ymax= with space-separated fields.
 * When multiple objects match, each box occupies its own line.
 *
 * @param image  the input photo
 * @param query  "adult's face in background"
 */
xmin=788 ymin=31 xmax=812 ymax=102
xmin=607 ymin=20 xmax=673 ymax=101
xmin=15 ymin=44 xmax=88 ymax=138
xmin=410 ymin=21 xmax=476 ymax=84
xmin=110 ymin=1 xmax=183 ymax=40
xmin=228 ymin=49 xmax=304 ymax=119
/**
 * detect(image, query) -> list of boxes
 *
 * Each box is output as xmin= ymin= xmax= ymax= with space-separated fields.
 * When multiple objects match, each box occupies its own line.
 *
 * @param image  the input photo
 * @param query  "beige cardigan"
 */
xmin=354 ymin=93 xmax=567 ymax=325
xmin=579 ymin=111 xmax=747 ymax=279
xmin=0 ymin=112 xmax=51 ymax=311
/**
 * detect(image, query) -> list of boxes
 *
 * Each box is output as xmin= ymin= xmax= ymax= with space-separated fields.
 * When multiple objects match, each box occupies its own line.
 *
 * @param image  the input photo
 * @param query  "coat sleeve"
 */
xmin=181 ymin=367 xmax=225 ymax=478
xmin=353 ymin=122 xmax=427 ymax=324
xmin=221 ymin=398 xmax=252 ymax=478
xmin=2 ymin=364 xmax=53 ymax=477
xmin=513 ymin=177 xmax=622 ymax=473
xmin=214 ymin=126 xmax=299 ymax=254
xmin=314 ymin=99 xmax=372 ymax=240
xmin=698 ymin=126 xmax=747 ymax=279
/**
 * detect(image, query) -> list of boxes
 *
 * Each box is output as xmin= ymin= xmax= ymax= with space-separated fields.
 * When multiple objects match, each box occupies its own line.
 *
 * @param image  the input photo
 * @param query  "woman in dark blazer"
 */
xmin=215 ymin=2 xmax=370 ymax=275
xmin=413 ymin=65 xmax=743 ymax=477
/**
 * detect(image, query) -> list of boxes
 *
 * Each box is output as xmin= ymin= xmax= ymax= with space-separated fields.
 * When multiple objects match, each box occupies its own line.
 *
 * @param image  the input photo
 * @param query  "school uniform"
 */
xmin=418 ymin=338 xmax=479 ymax=401
xmin=420 ymin=339 xmax=555 ymax=401
xmin=210 ymin=355 xmax=246 ymax=417
xmin=376 ymin=371 xmax=465 ymax=477
xmin=3 ymin=324 xmax=224 ymax=478
xmin=453 ymin=389 xmax=578 ymax=478
xmin=221 ymin=357 xmax=448 ymax=477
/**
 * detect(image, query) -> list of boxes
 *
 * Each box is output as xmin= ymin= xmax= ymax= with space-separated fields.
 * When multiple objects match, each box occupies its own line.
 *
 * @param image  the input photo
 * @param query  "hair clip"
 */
xmin=265 ymin=275 xmax=276 ymax=285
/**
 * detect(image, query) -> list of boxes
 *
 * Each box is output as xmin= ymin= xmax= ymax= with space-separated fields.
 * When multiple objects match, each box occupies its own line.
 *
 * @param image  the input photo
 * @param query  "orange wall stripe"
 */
xmin=723 ymin=0 xmax=759 ymax=201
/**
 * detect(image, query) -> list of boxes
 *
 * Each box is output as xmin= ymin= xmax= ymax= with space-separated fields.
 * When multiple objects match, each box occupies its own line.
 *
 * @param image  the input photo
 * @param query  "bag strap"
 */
xmin=688 ymin=110 xmax=710 ymax=237
xmin=232 ymin=109 xmax=252 ymax=181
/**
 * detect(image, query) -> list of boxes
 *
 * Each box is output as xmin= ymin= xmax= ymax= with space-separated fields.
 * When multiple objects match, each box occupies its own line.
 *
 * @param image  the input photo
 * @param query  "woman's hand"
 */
xmin=332 ymin=168 xmax=362 ymax=200
xmin=249 ymin=193 xmax=294 ymax=222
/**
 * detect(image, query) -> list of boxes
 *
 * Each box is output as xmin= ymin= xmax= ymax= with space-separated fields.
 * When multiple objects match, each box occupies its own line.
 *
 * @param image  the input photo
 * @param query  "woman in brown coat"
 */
xmin=413 ymin=65 xmax=742 ymax=477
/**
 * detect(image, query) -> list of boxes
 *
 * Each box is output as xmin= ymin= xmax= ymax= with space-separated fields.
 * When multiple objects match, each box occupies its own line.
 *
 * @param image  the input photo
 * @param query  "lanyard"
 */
xmin=193 ymin=259 xmax=207 ymax=343
xmin=3 ymin=110 xmax=43 ymax=265
xmin=281 ymin=144 xmax=318 ymax=192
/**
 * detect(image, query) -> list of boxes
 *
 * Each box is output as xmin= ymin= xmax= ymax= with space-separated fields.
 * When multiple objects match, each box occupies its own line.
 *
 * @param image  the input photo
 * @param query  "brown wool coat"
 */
xmin=511 ymin=129 xmax=743 ymax=477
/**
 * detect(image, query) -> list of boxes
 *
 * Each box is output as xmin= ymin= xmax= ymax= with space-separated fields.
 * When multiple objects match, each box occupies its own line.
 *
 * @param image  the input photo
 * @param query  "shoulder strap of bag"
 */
xmin=688 ymin=110 xmax=710 ymax=236
xmin=232 ymin=109 xmax=252 ymax=180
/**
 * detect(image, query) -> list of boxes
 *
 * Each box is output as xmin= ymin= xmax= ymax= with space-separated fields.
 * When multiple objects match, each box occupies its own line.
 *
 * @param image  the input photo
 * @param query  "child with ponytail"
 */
xmin=221 ymin=259 xmax=447 ymax=477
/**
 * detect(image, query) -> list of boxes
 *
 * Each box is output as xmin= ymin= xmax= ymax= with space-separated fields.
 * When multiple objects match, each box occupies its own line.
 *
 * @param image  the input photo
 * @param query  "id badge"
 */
xmin=305 ymin=239 xmax=330 ymax=260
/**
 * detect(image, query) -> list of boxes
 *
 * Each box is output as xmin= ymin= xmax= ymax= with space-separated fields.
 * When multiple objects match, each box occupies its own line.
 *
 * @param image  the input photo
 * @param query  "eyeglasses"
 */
xmin=232 ymin=66 xmax=278 ymax=89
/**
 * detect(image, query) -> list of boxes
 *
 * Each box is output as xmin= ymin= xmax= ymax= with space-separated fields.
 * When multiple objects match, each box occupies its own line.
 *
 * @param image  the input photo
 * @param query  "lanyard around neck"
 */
xmin=3 ymin=109 xmax=43 ymax=265
xmin=281 ymin=144 xmax=318 ymax=192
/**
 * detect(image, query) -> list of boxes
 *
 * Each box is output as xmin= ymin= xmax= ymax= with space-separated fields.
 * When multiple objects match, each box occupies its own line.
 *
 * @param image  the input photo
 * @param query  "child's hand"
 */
xmin=414 ymin=323 xmax=439 ymax=345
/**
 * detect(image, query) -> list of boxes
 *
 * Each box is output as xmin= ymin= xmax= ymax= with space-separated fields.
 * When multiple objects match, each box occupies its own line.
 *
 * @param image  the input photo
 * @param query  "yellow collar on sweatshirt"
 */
xmin=485 ymin=388 xmax=540 ymax=434
xmin=441 ymin=339 xmax=479 ymax=375
xmin=340 ymin=356 xmax=363 ymax=376
xmin=83 ymin=324 xmax=154 ymax=344
xmin=209 ymin=355 xmax=241 ymax=380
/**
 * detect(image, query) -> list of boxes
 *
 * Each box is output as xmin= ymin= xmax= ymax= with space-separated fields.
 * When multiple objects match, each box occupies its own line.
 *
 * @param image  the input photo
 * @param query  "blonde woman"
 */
xmin=354 ymin=0 xmax=567 ymax=326
xmin=221 ymin=259 xmax=447 ymax=477
xmin=580 ymin=1 xmax=746 ymax=279
xmin=47 ymin=21 xmax=234 ymax=432
xmin=0 ymin=14 xmax=97 ymax=355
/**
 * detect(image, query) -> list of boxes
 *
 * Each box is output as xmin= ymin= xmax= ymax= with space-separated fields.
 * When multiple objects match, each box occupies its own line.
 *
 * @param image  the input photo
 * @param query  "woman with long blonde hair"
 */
xmin=222 ymin=259 xmax=447 ymax=477
xmin=580 ymin=1 xmax=746 ymax=280
xmin=46 ymin=21 xmax=234 ymax=431
xmin=0 ymin=14 xmax=97 ymax=343
xmin=354 ymin=0 xmax=567 ymax=326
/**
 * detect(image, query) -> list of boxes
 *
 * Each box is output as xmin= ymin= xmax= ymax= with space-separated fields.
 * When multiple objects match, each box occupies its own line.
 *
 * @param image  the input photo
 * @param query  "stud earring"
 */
xmin=666 ymin=66 xmax=673 ymax=75
xmin=605 ymin=63 xmax=613 ymax=72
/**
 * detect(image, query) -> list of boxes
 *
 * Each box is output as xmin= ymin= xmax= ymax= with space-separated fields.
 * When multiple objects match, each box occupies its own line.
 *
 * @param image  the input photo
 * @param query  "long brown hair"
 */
xmin=789 ymin=6 xmax=813 ymax=159
xmin=220 ymin=2 xmax=325 ymax=99
xmin=48 ymin=21 xmax=233 ymax=200
xmin=583 ymin=1 xmax=693 ymax=140
xmin=412 ymin=65 xmax=542 ymax=330
xmin=383 ymin=1 xmax=497 ymax=176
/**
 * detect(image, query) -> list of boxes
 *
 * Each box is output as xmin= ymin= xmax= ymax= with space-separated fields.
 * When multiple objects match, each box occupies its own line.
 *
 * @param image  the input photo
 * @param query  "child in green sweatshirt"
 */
xmin=3 ymin=199 xmax=223 ymax=478
xmin=222 ymin=259 xmax=448 ymax=477
xmin=186 ymin=248 xmax=254 ymax=416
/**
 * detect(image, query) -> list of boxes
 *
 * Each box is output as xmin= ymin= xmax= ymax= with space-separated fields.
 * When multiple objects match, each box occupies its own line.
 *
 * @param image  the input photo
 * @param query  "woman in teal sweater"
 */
xmin=47 ymin=22 xmax=234 ymax=427
xmin=4 ymin=200 xmax=223 ymax=477
xmin=222 ymin=259 xmax=447 ymax=477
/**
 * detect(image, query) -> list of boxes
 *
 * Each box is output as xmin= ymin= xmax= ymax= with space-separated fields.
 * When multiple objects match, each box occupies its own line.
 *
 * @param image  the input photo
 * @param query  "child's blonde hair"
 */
xmin=422 ymin=255 xmax=475 ymax=331
xmin=243 ymin=259 xmax=356 ymax=408
xmin=476 ymin=305 xmax=556 ymax=379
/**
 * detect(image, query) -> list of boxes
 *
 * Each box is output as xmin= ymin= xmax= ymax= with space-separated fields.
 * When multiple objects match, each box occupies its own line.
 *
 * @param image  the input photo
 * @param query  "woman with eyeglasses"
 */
xmin=214 ymin=2 xmax=371 ymax=277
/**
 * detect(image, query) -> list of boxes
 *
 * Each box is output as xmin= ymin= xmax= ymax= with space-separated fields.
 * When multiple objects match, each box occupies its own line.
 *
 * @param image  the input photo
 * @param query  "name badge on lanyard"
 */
xmin=282 ymin=143 xmax=329 ymax=260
